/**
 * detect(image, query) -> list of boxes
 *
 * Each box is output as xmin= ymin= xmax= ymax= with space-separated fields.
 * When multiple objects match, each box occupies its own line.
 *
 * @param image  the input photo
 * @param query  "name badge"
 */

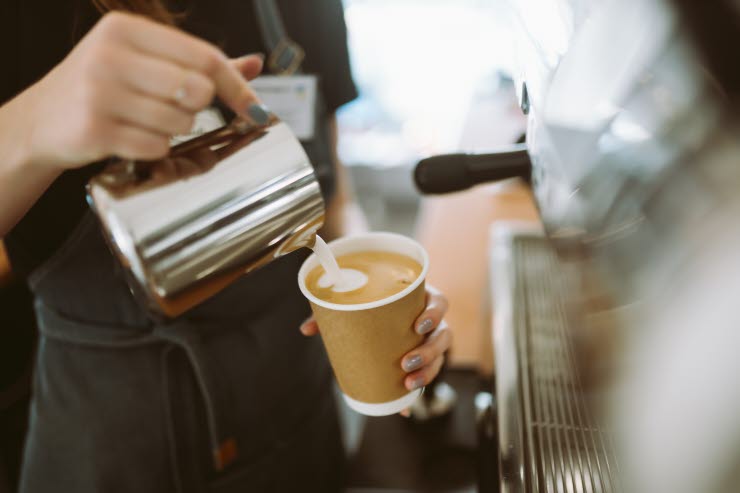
xmin=251 ymin=75 xmax=318 ymax=141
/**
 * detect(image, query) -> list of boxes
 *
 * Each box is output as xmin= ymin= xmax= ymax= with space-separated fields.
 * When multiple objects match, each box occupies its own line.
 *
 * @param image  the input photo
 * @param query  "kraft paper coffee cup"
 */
xmin=298 ymin=232 xmax=429 ymax=416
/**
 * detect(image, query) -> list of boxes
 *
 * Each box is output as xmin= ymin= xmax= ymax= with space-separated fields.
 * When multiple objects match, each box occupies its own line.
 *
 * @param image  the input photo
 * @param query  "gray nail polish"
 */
xmin=417 ymin=318 xmax=434 ymax=335
xmin=247 ymin=103 xmax=270 ymax=126
xmin=403 ymin=354 xmax=423 ymax=372
xmin=409 ymin=376 xmax=425 ymax=391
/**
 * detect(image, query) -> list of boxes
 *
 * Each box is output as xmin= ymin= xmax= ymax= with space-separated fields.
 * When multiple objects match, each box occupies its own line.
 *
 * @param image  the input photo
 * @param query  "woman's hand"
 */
xmin=396 ymin=286 xmax=451 ymax=392
xmin=299 ymin=285 xmax=452 ymax=393
xmin=20 ymin=11 xmax=265 ymax=171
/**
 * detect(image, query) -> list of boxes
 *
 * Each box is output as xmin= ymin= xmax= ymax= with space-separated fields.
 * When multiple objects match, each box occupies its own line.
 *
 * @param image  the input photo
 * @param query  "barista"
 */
xmin=0 ymin=1 xmax=453 ymax=491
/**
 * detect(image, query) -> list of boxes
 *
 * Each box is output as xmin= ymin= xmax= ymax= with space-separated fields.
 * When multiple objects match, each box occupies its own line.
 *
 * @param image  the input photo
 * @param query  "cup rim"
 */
xmin=297 ymin=232 xmax=429 ymax=312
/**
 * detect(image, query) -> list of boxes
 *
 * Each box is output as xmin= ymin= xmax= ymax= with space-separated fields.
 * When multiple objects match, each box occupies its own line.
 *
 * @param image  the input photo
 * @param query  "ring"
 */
xmin=172 ymin=71 xmax=191 ymax=106
xmin=173 ymin=86 xmax=188 ymax=103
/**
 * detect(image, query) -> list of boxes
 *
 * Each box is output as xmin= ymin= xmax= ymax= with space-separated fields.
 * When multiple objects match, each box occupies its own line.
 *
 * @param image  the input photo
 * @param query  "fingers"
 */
xmin=405 ymin=354 xmax=445 ymax=392
xmin=106 ymin=123 xmax=170 ymax=161
xmin=202 ymin=57 xmax=263 ymax=121
xmin=231 ymin=54 xmax=265 ymax=81
xmin=299 ymin=318 xmax=319 ymax=336
xmin=401 ymin=321 xmax=452 ymax=390
xmin=108 ymin=53 xmax=266 ymax=136
xmin=413 ymin=285 xmax=449 ymax=335
xmin=118 ymin=53 xmax=216 ymax=112
xmin=114 ymin=14 xmax=262 ymax=120
xmin=104 ymin=86 xmax=195 ymax=137
xmin=37 ymin=12 xmax=267 ymax=171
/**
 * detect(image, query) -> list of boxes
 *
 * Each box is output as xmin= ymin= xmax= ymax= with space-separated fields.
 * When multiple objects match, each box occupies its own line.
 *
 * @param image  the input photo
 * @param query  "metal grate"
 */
xmin=513 ymin=237 xmax=620 ymax=493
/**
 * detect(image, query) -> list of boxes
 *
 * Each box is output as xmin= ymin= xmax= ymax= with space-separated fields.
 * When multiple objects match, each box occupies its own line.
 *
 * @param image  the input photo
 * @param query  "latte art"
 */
xmin=306 ymin=251 xmax=422 ymax=305
xmin=317 ymin=268 xmax=369 ymax=292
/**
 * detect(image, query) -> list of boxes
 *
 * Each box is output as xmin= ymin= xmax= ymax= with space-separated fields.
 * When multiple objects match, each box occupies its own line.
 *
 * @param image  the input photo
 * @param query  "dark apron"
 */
xmin=18 ymin=140 xmax=344 ymax=491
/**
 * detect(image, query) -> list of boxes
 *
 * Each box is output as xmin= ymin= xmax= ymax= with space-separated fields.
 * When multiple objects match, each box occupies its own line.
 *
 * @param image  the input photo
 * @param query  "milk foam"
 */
xmin=318 ymin=268 xmax=368 ymax=293
xmin=311 ymin=235 xmax=368 ymax=292
xmin=312 ymin=236 xmax=343 ymax=285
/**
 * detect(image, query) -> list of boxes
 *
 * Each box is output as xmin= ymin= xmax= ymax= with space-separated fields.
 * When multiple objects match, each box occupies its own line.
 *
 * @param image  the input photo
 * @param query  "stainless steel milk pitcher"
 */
xmin=87 ymin=116 xmax=325 ymax=317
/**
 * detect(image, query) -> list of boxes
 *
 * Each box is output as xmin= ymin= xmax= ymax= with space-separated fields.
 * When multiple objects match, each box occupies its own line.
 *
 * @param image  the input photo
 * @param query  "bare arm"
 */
xmin=0 ymin=12 xmax=265 ymax=237
xmin=320 ymin=116 xmax=369 ymax=240
xmin=0 ymin=91 xmax=62 ymax=235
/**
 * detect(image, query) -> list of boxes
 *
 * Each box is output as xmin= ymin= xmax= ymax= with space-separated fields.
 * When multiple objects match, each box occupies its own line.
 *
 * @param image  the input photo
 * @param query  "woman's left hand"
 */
xmin=299 ymin=285 xmax=452 ymax=392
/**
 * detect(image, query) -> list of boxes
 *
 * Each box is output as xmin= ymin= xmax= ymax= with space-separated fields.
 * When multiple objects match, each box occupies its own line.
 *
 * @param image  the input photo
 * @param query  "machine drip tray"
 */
xmin=494 ymin=233 xmax=621 ymax=493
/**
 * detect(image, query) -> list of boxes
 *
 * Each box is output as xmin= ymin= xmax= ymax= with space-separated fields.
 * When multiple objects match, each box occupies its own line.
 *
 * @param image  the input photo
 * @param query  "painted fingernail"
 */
xmin=237 ymin=53 xmax=265 ymax=63
xmin=408 ymin=376 xmax=425 ymax=391
xmin=247 ymin=103 xmax=270 ymax=126
xmin=403 ymin=354 xmax=423 ymax=372
xmin=416 ymin=318 xmax=434 ymax=335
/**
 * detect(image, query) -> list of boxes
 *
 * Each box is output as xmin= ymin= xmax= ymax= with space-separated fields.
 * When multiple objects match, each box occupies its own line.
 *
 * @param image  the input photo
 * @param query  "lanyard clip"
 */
xmin=267 ymin=37 xmax=305 ymax=76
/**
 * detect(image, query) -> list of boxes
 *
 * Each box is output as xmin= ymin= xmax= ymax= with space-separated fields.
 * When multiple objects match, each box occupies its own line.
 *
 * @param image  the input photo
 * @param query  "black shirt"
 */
xmin=1 ymin=0 xmax=357 ymax=276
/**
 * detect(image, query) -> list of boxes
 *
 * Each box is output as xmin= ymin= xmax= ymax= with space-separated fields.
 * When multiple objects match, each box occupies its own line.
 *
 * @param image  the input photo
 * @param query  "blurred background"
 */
xmin=336 ymin=0 xmax=523 ymax=234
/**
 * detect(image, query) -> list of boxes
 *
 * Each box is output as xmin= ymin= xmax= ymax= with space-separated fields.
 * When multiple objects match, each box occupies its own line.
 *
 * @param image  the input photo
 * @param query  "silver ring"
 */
xmin=172 ymin=70 xmax=191 ymax=106
xmin=173 ymin=86 xmax=188 ymax=104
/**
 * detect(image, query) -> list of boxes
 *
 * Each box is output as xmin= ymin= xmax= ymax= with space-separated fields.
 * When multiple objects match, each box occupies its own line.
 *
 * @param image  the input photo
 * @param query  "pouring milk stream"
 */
xmin=311 ymin=236 xmax=368 ymax=293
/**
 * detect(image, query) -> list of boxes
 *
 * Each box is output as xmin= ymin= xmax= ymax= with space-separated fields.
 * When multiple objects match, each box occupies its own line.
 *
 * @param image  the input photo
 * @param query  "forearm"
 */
xmin=0 ymin=90 xmax=61 ymax=236
xmin=321 ymin=116 xmax=369 ymax=240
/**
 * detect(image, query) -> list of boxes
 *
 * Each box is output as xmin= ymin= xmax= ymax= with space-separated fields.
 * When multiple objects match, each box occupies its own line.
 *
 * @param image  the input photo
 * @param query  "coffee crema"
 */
xmin=306 ymin=251 xmax=422 ymax=305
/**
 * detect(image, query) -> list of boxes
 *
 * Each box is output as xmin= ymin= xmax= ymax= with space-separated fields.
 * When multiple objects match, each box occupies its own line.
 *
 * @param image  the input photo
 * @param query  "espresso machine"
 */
xmin=417 ymin=0 xmax=740 ymax=491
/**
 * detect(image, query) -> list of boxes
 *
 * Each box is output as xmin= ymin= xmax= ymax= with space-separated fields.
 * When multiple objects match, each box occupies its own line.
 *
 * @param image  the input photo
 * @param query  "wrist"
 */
xmin=0 ymin=84 xmax=64 ymax=235
xmin=8 ymin=85 xmax=64 ymax=178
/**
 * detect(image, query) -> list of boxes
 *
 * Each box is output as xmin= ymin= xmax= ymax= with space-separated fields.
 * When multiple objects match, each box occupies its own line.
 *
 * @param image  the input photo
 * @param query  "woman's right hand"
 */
xmin=22 ymin=11 xmax=266 ymax=171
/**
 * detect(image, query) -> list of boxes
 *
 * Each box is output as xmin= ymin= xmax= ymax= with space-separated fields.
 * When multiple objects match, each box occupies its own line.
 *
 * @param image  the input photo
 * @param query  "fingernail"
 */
xmin=238 ymin=53 xmax=265 ymax=62
xmin=247 ymin=103 xmax=270 ymax=126
xmin=403 ymin=354 xmax=423 ymax=372
xmin=408 ymin=376 xmax=425 ymax=391
xmin=416 ymin=318 xmax=434 ymax=335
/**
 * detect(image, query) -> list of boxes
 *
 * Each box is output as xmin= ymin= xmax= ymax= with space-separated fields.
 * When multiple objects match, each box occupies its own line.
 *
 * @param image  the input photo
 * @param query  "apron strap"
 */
xmin=153 ymin=323 xmax=239 ymax=473
xmin=35 ymin=301 xmax=240 ymax=475
xmin=253 ymin=0 xmax=305 ymax=75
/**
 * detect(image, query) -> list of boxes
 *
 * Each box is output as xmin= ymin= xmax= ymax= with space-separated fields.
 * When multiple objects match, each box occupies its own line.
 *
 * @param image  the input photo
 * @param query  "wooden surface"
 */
xmin=415 ymin=179 xmax=541 ymax=373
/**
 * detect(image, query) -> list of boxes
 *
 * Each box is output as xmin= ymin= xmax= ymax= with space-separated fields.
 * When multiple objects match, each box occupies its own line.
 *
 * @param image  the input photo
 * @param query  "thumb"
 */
xmin=230 ymin=53 xmax=265 ymax=81
xmin=299 ymin=318 xmax=320 ymax=337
